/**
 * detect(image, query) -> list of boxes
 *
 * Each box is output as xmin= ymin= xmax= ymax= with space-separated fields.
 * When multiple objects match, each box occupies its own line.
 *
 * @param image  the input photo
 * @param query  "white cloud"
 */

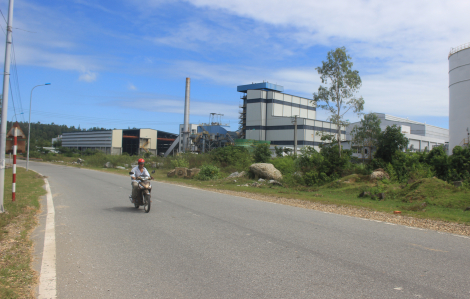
xmin=79 ymin=71 xmax=97 ymax=82
xmin=109 ymin=92 xmax=240 ymax=120
xmin=128 ymin=83 xmax=137 ymax=90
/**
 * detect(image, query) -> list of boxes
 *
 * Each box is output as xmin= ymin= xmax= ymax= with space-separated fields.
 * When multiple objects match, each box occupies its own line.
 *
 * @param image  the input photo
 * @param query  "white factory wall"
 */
xmin=140 ymin=129 xmax=157 ymax=150
xmin=449 ymin=46 xmax=470 ymax=153
xmin=346 ymin=113 xmax=448 ymax=157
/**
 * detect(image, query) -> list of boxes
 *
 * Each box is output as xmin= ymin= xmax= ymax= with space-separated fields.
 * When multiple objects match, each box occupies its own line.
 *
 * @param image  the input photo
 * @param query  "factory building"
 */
xmin=449 ymin=42 xmax=470 ymax=153
xmin=344 ymin=113 xmax=449 ymax=160
xmin=62 ymin=129 xmax=177 ymax=156
xmin=238 ymin=82 xmax=345 ymax=151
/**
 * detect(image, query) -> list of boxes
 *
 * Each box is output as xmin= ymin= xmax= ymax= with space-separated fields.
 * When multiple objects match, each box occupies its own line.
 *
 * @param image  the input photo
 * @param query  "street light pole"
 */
xmin=26 ymin=83 xmax=51 ymax=171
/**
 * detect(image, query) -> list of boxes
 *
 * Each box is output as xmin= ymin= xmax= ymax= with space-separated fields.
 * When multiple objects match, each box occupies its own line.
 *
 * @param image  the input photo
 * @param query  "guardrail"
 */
xmin=449 ymin=42 xmax=470 ymax=57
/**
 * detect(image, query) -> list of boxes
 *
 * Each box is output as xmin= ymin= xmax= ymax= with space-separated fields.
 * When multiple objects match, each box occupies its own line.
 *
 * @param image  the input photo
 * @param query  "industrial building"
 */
xmin=163 ymin=119 xmax=237 ymax=156
xmin=62 ymin=129 xmax=177 ymax=156
xmin=449 ymin=42 xmax=470 ymax=153
xmin=238 ymin=82 xmax=345 ymax=151
xmin=344 ymin=113 xmax=449 ymax=160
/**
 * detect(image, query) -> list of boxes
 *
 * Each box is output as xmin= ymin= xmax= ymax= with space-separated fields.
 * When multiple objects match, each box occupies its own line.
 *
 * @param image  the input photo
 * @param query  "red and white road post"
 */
xmin=12 ymin=126 xmax=17 ymax=201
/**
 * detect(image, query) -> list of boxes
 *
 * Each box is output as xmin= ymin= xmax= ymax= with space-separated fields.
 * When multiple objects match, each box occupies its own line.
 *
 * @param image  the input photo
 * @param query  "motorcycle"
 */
xmin=129 ymin=170 xmax=155 ymax=213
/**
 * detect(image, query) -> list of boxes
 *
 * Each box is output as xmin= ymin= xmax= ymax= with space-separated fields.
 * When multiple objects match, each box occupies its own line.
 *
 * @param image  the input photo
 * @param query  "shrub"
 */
xmin=196 ymin=164 xmax=220 ymax=180
xmin=253 ymin=143 xmax=272 ymax=163
xmin=426 ymin=146 xmax=449 ymax=181
xmin=303 ymin=170 xmax=329 ymax=186
xmin=294 ymin=145 xmax=350 ymax=186
xmin=171 ymin=157 xmax=189 ymax=168
xmin=274 ymin=146 xmax=284 ymax=158
xmin=271 ymin=156 xmax=297 ymax=175
xmin=210 ymin=146 xmax=252 ymax=170
xmin=448 ymin=146 xmax=470 ymax=181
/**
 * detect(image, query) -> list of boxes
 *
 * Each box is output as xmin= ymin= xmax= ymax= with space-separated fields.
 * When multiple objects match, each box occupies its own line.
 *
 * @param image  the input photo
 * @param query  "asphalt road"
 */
xmin=24 ymin=160 xmax=470 ymax=298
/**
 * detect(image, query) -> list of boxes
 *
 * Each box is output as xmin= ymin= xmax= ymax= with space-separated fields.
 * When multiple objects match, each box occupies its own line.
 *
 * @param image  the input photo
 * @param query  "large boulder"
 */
xmin=249 ymin=163 xmax=283 ymax=181
xmin=167 ymin=169 xmax=176 ymax=177
xmin=186 ymin=168 xmax=200 ymax=179
xmin=370 ymin=168 xmax=390 ymax=180
xmin=104 ymin=162 xmax=113 ymax=168
xmin=175 ymin=167 xmax=188 ymax=178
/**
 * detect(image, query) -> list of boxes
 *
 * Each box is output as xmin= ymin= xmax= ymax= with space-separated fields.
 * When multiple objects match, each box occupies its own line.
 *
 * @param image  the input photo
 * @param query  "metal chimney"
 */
xmin=183 ymin=77 xmax=190 ymax=152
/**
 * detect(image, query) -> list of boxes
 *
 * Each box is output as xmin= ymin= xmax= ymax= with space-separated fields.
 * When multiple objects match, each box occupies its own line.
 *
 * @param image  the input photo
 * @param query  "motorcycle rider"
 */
xmin=130 ymin=158 xmax=150 ymax=203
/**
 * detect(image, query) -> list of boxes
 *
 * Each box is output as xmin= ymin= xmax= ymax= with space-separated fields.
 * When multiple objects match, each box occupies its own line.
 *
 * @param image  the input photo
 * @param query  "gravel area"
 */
xmin=208 ymin=188 xmax=470 ymax=237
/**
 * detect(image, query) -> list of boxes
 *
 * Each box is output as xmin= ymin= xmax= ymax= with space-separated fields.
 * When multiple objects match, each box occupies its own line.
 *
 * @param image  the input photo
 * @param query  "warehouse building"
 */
xmin=62 ymin=129 xmax=177 ymax=156
xmin=344 ymin=113 xmax=449 ymax=159
xmin=238 ymin=82 xmax=345 ymax=151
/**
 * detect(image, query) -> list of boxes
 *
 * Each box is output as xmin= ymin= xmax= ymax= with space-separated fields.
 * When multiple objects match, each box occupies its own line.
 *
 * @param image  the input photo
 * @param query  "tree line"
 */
xmin=8 ymin=121 xmax=108 ymax=148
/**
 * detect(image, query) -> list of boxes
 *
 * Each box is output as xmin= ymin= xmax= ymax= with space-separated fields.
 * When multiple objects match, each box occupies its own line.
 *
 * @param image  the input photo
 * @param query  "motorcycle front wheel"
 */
xmin=144 ymin=194 xmax=151 ymax=213
xmin=134 ymin=195 xmax=140 ymax=209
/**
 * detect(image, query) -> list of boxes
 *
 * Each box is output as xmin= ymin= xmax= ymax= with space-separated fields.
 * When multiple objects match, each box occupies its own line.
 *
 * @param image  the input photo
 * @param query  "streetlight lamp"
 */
xmin=11 ymin=112 xmax=24 ymax=123
xmin=27 ymin=83 xmax=51 ymax=171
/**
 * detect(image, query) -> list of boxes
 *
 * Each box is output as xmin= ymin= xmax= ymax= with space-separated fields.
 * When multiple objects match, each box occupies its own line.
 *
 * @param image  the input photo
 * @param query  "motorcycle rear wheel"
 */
xmin=144 ymin=194 xmax=151 ymax=213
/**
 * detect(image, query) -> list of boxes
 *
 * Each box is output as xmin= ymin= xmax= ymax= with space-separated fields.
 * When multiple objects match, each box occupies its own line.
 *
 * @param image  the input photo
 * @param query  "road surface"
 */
xmin=23 ymin=160 xmax=470 ymax=298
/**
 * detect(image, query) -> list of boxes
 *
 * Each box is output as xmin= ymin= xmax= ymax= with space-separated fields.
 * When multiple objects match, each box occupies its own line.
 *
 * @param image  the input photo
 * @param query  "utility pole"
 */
xmin=183 ymin=78 xmax=190 ymax=153
xmin=0 ymin=0 xmax=15 ymax=213
xmin=292 ymin=115 xmax=298 ymax=156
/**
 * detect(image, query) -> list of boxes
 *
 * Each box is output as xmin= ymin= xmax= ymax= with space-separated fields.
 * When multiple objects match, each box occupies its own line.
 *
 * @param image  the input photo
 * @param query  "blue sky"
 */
xmin=1 ymin=0 xmax=469 ymax=134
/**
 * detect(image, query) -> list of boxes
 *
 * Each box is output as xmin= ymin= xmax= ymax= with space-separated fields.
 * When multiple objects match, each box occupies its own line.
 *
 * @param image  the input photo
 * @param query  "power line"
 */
xmin=10 ymin=37 xmax=25 ymax=122
xmin=0 ymin=9 xmax=6 ymax=24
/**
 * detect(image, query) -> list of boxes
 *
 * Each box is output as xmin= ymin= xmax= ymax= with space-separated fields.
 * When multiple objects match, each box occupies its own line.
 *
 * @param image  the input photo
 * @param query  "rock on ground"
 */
xmin=370 ymin=168 xmax=390 ymax=180
xmin=227 ymin=171 xmax=246 ymax=178
xmin=250 ymin=163 xmax=283 ymax=181
xmin=186 ymin=168 xmax=200 ymax=179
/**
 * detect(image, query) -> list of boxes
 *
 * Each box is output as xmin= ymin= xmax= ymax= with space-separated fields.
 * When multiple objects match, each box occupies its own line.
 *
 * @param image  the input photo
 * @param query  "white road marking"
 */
xmin=38 ymin=178 xmax=57 ymax=299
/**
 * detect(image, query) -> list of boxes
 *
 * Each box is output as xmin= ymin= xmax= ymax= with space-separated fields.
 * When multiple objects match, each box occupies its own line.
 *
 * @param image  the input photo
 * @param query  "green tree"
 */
xmin=374 ymin=125 xmax=409 ymax=163
xmin=313 ymin=47 xmax=365 ymax=157
xmin=425 ymin=145 xmax=449 ymax=180
xmin=448 ymin=146 xmax=470 ymax=181
xmin=274 ymin=146 xmax=284 ymax=158
xmin=53 ymin=139 xmax=62 ymax=147
xmin=253 ymin=143 xmax=271 ymax=163
xmin=351 ymin=113 xmax=381 ymax=162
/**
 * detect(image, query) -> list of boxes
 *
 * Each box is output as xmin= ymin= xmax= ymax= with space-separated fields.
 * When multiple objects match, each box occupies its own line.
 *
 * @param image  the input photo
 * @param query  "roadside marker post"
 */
xmin=12 ymin=126 xmax=16 ymax=201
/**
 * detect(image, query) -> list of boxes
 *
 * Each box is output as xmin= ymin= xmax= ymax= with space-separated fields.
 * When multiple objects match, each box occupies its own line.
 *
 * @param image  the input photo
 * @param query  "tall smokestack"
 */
xmin=183 ymin=77 xmax=190 ymax=152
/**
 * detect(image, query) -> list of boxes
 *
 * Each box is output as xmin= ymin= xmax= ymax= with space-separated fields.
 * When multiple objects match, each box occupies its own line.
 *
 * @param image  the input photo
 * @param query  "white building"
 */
xmin=62 ymin=129 xmax=177 ymax=156
xmin=448 ymin=42 xmax=470 ymax=153
xmin=238 ymin=82 xmax=345 ymax=152
xmin=345 ymin=113 xmax=449 ymax=159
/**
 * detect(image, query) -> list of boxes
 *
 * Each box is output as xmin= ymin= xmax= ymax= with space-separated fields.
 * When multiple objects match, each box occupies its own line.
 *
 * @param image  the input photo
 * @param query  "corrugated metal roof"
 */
xmin=237 ymin=82 xmax=284 ymax=92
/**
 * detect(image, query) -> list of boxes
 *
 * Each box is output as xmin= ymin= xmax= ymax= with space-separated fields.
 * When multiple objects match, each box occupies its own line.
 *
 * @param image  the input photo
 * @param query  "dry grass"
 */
xmin=0 ymin=168 xmax=45 ymax=299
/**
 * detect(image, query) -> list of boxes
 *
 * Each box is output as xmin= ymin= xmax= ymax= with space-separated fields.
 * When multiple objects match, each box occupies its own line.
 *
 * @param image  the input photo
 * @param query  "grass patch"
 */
xmin=0 ymin=167 xmax=46 ymax=299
